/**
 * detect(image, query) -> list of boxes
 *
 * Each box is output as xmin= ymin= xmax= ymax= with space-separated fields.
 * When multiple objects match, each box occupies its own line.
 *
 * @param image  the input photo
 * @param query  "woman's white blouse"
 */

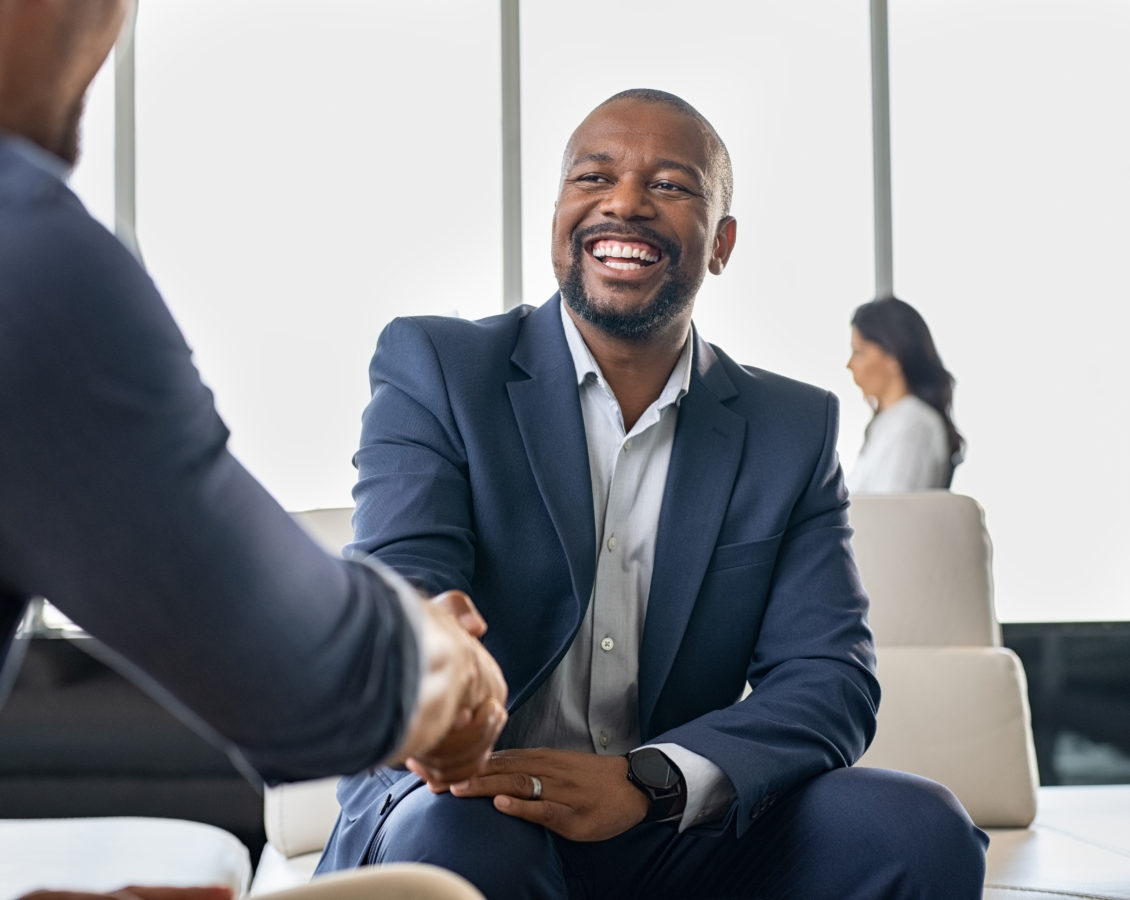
xmin=846 ymin=395 xmax=952 ymax=494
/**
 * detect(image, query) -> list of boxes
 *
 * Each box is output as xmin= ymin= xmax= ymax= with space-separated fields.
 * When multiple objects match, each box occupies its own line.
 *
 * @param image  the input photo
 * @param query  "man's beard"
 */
xmin=49 ymin=96 xmax=84 ymax=167
xmin=559 ymin=224 xmax=696 ymax=341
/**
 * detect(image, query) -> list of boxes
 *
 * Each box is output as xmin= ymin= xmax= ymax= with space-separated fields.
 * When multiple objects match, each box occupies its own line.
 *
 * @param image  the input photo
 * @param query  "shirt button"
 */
xmin=599 ymin=732 xmax=610 ymax=747
xmin=600 ymin=636 xmax=615 ymax=652
xmin=607 ymin=536 xmax=618 ymax=551
xmin=623 ymin=439 xmax=633 ymax=451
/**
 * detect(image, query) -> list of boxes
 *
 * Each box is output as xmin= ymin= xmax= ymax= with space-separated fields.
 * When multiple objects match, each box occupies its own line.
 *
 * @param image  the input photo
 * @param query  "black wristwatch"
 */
xmin=625 ymin=747 xmax=687 ymax=823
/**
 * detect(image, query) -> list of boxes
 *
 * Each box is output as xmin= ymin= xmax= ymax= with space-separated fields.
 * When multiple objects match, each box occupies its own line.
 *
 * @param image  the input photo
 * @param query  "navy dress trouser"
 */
xmin=360 ymin=766 xmax=988 ymax=899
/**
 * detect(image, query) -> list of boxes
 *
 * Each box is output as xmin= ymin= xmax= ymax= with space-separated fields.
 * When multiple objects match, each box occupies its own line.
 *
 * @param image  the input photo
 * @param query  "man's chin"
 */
xmin=563 ymin=290 xmax=681 ymax=342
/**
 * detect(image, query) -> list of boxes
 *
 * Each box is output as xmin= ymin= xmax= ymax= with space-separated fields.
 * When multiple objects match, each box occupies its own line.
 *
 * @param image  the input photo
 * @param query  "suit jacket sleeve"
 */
xmin=0 ymin=163 xmax=419 ymax=783
xmin=350 ymin=317 xmax=478 ymax=596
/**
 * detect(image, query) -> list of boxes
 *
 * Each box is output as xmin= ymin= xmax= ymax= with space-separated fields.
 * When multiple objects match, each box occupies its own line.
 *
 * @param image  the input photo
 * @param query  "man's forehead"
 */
xmin=564 ymin=101 xmax=713 ymax=170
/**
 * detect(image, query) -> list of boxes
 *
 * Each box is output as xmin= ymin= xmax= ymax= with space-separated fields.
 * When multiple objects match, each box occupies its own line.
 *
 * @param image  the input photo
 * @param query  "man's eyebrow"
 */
xmin=567 ymin=152 xmax=615 ymax=168
xmin=653 ymin=158 xmax=706 ymax=186
xmin=565 ymin=153 xmax=706 ymax=186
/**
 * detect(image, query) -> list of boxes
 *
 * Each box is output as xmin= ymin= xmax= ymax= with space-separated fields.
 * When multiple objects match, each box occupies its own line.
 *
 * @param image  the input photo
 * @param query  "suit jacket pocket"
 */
xmin=705 ymin=533 xmax=783 ymax=573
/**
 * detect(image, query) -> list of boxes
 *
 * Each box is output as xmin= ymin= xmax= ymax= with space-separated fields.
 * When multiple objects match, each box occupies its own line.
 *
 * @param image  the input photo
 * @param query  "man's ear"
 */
xmin=709 ymin=217 xmax=737 ymax=275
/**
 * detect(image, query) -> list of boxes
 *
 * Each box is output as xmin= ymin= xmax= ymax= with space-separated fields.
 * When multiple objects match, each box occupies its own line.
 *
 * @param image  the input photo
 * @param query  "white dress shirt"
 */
xmin=502 ymin=305 xmax=733 ymax=829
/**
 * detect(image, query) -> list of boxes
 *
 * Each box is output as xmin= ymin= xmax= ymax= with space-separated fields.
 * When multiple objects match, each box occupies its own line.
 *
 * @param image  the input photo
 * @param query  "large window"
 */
xmin=69 ymin=3 xmax=1130 ymax=622
xmin=132 ymin=1 xmax=501 ymax=511
xmin=889 ymin=1 xmax=1130 ymax=621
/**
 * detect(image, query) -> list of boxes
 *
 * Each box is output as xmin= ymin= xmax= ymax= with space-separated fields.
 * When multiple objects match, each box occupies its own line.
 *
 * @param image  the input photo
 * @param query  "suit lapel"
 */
xmin=639 ymin=333 xmax=746 ymax=732
xmin=506 ymin=295 xmax=597 ymax=632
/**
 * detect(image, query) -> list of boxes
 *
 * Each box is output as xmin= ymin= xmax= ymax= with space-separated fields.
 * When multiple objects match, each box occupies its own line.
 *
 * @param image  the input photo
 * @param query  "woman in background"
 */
xmin=846 ymin=297 xmax=964 ymax=493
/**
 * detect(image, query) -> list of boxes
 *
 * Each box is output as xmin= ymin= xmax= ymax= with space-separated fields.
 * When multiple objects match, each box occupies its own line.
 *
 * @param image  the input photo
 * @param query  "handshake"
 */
xmin=391 ymin=591 xmax=509 ymax=790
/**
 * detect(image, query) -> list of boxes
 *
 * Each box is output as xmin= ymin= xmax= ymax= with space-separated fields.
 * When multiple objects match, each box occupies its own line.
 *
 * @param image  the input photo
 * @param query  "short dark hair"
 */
xmin=598 ymin=88 xmax=734 ymax=217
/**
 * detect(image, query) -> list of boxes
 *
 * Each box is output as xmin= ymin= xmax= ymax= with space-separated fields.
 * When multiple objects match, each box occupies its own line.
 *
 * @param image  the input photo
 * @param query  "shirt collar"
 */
xmin=0 ymin=131 xmax=72 ymax=182
xmin=558 ymin=297 xmax=693 ymax=410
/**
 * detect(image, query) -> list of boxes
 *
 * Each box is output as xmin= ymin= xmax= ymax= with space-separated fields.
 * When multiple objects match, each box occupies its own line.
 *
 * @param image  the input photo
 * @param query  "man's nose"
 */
xmin=600 ymin=177 xmax=654 ymax=220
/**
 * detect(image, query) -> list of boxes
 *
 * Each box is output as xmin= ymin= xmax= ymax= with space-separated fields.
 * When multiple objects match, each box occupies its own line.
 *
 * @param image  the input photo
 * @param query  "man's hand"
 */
xmin=21 ymin=888 xmax=232 ymax=900
xmin=404 ymin=695 xmax=507 ymax=792
xmin=449 ymin=748 xmax=650 ymax=841
xmin=391 ymin=591 xmax=507 ymax=785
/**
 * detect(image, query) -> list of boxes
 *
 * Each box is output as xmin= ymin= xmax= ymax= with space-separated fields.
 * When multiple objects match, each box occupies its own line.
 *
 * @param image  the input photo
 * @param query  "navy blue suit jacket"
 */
xmin=320 ymin=295 xmax=878 ymax=869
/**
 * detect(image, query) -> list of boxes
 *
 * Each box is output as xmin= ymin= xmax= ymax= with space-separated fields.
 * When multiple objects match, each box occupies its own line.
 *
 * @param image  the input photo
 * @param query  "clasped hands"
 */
xmin=394 ymin=593 xmax=649 ymax=842
xmin=390 ymin=591 xmax=509 ymax=785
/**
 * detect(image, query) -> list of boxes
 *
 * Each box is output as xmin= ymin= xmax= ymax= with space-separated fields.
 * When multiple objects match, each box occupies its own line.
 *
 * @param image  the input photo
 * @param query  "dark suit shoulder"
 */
xmin=382 ymin=304 xmax=535 ymax=356
xmin=372 ymin=301 xmax=560 ymax=398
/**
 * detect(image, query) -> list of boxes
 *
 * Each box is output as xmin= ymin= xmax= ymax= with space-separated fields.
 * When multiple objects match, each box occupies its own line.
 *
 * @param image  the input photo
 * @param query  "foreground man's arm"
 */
xmin=0 ymin=134 xmax=506 ymax=783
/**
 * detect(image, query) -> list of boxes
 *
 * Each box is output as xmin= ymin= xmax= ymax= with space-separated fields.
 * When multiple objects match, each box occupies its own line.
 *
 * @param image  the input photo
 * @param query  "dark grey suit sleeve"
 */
xmin=0 ymin=164 xmax=418 ymax=783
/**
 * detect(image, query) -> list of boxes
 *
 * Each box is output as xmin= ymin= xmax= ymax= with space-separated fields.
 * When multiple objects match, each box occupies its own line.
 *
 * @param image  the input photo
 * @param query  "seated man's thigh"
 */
xmin=722 ymin=767 xmax=987 ymax=900
xmin=559 ymin=767 xmax=986 ymax=900
xmin=374 ymin=787 xmax=567 ymax=899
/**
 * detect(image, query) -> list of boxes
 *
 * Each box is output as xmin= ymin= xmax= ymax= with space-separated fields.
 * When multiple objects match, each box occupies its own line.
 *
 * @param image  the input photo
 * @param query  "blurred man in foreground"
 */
xmin=0 ymin=5 xmax=507 ymax=895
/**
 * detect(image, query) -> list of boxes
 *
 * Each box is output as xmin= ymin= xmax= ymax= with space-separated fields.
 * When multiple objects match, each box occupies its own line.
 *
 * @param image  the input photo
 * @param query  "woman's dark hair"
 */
xmin=851 ymin=297 xmax=965 ymax=462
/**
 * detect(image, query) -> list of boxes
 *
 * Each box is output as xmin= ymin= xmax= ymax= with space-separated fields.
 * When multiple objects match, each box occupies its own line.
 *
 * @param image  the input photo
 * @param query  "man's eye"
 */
xmin=574 ymin=174 xmax=608 ymax=184
xmin=654 ymin=181 xmax=688 ymax=193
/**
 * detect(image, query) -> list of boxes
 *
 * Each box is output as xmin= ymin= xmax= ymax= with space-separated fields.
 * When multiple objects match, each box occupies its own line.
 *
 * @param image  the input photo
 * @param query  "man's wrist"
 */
xmin=625 ymin=747 xmax=687 ymax=823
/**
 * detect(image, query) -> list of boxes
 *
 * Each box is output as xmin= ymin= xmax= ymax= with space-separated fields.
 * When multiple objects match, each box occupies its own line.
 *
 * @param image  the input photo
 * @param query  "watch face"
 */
xmin=632 ymin=749 xmax=679 ymax=789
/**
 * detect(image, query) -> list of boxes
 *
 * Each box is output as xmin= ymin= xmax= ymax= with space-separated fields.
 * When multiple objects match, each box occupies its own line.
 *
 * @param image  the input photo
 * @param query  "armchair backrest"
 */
xmin=849 ymin=491 xmax=1000 ymax=647
xmin=849 ymin=492 xmax=1039 ymax=827
xmin=263 ymin=777 xmax=341 ymax=861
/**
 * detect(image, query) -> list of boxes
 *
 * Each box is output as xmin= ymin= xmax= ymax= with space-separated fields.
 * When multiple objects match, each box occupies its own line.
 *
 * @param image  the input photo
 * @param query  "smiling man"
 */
xmin=317 ymin=90 xmax=988 ymax=898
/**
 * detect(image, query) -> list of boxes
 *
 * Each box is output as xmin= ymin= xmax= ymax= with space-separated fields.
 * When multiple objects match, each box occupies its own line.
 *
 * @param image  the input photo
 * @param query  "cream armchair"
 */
xmin=850 ymin=491 xmax=1130 ymax=900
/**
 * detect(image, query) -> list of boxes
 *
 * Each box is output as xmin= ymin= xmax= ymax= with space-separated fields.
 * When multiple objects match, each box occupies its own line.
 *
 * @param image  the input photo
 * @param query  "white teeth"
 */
xmin=604 ymin=260 xmax=642 ymax=271
xmin=592 ymin=241 xmax=660 ymax=263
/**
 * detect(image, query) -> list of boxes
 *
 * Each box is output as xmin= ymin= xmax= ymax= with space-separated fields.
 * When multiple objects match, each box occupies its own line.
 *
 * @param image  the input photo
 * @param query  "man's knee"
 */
xmin=786 ymin=767 xmax=987 ymax=898
xmin=374 ymin=790 xmax=565 ymax=899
